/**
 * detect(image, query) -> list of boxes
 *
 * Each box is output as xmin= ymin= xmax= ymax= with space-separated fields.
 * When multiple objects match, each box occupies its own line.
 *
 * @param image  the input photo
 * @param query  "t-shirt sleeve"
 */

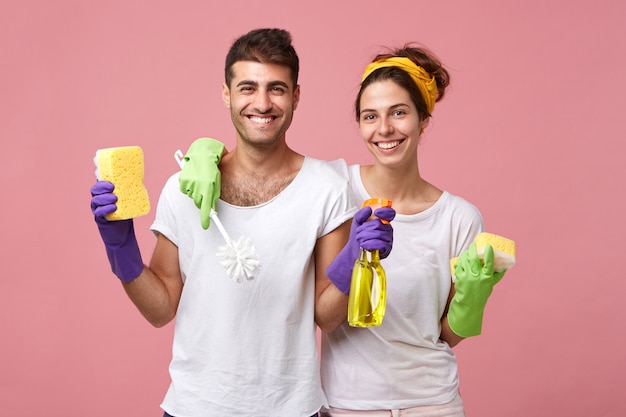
xmin=150 ymin=173 xmax=181 ymax=247
xmin=318 ymin=159 xmax=357 ymax=237
xmin=450 ymin=196 xmax=485 ymax=258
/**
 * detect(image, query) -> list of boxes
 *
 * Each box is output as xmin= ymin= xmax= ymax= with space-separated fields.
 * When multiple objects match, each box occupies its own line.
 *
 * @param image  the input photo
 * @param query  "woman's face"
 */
xmin=358 ymin=79 xmax=428 ymax=167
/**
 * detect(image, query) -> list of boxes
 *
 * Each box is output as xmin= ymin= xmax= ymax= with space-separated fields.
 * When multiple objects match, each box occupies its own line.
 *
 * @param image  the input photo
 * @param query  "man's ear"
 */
xmin=292 ymin=84 xmax=300 ymax=111
xmin=222 ymin=83 xmax=230 ymax=108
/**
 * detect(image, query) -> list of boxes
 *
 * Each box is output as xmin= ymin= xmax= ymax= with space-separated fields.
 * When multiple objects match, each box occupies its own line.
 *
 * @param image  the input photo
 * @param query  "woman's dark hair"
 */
xmin=356 ymin=44 xmax=450 ymax=121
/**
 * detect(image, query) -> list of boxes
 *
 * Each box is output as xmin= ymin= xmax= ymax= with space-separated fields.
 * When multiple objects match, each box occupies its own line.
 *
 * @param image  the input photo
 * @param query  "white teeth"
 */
xmin=250 ymin=116 xmax=273 ymax=124
xmin=377 ymin=141 xmax=400 ymax=149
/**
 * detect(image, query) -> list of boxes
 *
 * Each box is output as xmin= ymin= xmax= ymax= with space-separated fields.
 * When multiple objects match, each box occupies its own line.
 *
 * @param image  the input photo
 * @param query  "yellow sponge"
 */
xmin=94 ymin=146 xmax=150 ymax=220
xmin=450 ymin=232 xmax=516 ymax=280
xmin=475 ymin=232 xmax=516 ymax=272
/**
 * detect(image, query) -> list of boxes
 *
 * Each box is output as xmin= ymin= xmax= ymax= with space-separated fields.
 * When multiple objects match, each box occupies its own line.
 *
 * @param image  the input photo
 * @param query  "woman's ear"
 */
xmin=419 ymin=116 xmax=430 ymax=135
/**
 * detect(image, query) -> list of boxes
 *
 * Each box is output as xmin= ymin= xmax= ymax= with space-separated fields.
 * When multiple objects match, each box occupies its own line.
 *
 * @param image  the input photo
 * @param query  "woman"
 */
xmin=321 ymin=44 xmax=506 ymax=416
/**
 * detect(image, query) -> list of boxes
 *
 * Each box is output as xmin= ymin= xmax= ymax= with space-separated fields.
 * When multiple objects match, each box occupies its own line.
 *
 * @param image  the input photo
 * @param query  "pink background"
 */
xmin=2 ymin=1 xmax=625 ymax=415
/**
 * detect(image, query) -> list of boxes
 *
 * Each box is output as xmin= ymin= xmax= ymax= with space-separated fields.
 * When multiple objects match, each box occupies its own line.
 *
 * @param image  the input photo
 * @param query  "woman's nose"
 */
xmin=378 ymin=117 xmax=394 ymax=135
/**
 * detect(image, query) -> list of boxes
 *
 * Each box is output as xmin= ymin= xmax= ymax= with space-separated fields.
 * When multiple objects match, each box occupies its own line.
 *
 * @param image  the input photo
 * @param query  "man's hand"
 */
xmin=90 ymin=181 xmax=144 ymax=282
xmin=178 ymin=138 xmax=226 ymax=229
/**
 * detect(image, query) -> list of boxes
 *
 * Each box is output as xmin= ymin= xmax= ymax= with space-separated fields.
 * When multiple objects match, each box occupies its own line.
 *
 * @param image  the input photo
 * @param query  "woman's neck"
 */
xmin=360 ymin=163 xmax=442 ymax=215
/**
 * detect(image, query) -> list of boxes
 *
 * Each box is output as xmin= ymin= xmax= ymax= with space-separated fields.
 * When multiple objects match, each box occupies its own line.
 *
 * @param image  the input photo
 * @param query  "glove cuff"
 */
xmin=326 ymin=242 xmax=359 ymax=295
xmin=185 ymin=138 xmax=226 ymax=164
xmin=98 ymin=222 xmax=144 ymax=283
xmin=447 ymin=299 xmax=484 ymax=338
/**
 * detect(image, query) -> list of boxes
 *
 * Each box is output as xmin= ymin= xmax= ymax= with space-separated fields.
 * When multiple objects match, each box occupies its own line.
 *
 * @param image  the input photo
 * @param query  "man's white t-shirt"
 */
xmin=152 ymin=157 xmax=356 ymax=417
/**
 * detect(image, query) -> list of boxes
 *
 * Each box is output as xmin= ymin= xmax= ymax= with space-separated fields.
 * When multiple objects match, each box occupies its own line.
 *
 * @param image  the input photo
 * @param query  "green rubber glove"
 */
xmin=178 ymin=137 xmax=226 ymax=230
xmin=447 ymin=243 xmax=506 ymax=338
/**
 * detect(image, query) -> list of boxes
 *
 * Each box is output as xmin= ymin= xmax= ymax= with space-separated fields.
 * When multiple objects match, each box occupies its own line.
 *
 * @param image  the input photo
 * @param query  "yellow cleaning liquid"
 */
xmin=348 ymin=248 xmax=387 ymax=327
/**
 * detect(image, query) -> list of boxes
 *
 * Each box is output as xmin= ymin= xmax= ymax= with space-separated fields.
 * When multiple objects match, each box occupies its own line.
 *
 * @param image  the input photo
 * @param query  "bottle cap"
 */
xmin=362 ymin=198 xmax=392 ymax=209
xmin=362 ymin=198 xmax=392 ymax=223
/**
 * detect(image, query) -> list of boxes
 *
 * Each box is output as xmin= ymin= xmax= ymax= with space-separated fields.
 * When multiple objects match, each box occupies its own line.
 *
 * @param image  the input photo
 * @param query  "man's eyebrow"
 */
xmin=235 ymin=80 xmax=290 ymax=89
xmin=235 ymin=80 xmax=258 ymax=88
xmin=267 ymin=80 xmax=290 ymax=89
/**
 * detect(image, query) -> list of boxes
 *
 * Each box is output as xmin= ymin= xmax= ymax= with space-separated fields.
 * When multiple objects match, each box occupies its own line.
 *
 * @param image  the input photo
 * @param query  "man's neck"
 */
xmin=219 ymin=144 xmax=304 ymax=206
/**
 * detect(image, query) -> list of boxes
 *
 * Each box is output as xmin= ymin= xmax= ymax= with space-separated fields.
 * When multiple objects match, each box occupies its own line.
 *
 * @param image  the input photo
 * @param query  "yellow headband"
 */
xmin=361 ymin=57 xmax=437 ymax=114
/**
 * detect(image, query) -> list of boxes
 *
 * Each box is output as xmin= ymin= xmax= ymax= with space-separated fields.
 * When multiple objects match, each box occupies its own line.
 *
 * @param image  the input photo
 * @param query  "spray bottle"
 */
xmin=347 ymin=198 xmax=392 ymax=327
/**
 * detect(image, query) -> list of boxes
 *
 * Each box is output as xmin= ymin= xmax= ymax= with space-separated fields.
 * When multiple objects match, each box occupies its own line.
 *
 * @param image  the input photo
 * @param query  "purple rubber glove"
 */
xmin=90 ymin=181 xmax=144 ymax=283
xmin=326 ymin=206 xmax=395 ymax=294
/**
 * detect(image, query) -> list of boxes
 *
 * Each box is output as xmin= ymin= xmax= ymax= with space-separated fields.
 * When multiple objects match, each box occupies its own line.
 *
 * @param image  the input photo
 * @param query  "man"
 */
xmin=90 ymin=28 xmax=394 ymax=416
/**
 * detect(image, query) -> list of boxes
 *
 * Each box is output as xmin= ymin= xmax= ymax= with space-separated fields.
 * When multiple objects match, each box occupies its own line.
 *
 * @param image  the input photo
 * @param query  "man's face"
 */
xmin=222 ymin=61 xmax=300 ymax=148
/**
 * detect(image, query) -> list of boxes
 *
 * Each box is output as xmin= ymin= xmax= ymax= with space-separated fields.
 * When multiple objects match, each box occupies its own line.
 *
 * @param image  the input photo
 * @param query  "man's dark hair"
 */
xmin=225 ymin=28 xmax=299 ymax=87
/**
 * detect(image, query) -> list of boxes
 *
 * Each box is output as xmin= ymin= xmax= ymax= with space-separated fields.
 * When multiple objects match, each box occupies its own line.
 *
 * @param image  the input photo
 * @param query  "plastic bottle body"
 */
xmin=348 ymin=248 xmax=387 ymax=327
